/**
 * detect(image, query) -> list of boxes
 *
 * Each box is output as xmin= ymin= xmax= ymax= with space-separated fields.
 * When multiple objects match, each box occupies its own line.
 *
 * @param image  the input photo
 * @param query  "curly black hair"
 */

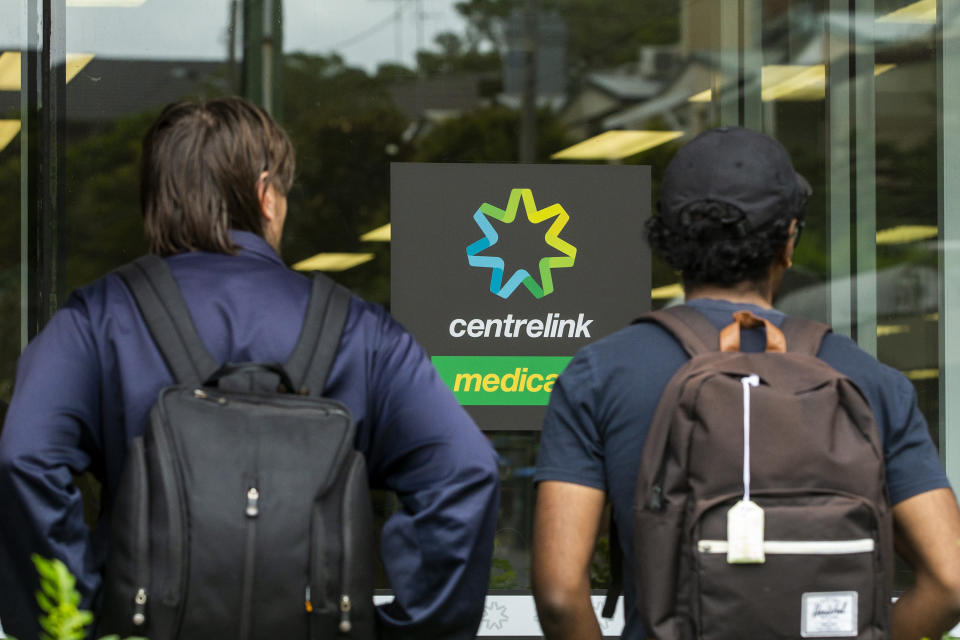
xmin=645 ymin=200 xmax=797 ymax=288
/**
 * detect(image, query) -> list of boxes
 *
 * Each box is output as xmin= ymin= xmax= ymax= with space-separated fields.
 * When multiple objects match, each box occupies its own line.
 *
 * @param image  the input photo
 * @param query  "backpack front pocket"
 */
xmin=692 ymin=492 xmax=884 ymax=640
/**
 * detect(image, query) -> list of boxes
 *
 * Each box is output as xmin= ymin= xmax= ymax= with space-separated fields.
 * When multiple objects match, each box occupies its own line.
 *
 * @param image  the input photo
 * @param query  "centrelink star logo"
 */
xmin=466 ymin=188 xmax=577 ymax=299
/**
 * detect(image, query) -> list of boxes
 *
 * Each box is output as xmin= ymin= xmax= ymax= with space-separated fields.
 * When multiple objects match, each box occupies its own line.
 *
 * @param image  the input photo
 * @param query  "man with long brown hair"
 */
xmin=0 ymin=97 xmax=499 ymax=639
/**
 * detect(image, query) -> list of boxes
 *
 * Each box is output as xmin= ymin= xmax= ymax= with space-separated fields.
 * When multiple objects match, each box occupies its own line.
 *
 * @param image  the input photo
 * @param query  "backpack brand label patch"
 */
xmin=801 ymin=591 xmax=858 ymax=637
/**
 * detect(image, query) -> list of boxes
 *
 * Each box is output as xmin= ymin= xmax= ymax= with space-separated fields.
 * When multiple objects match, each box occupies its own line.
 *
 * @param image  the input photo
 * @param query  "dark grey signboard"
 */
xmin=391 ymin=163 xmax=650 ymax=429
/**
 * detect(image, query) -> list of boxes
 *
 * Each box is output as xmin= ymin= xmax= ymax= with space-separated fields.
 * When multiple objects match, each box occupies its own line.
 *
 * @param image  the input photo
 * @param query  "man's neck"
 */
xmin=684 ymin=282 xmax=774 ymax=309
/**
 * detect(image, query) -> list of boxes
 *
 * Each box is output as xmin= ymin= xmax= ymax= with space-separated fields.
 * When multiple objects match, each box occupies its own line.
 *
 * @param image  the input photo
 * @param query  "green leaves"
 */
xmin=28 ymin=555 xmax=144 ymax=640
xmin=31 ymin=555 xmax=93 ymax=640
xmin=489 ymin=556 xmax=519 ymax=590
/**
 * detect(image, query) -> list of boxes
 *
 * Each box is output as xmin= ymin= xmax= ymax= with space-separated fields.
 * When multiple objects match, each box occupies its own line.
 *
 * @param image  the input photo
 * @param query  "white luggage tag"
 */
xmin=727 ymin=374 xmax=765 ymax=564
xmin=727 ymin=499 xmax=765 ymax=563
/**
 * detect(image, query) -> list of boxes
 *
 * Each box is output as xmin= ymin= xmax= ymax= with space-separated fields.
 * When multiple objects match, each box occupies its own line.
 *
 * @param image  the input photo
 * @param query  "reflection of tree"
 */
xmin=413 ymin=32 xmax=501 ymax=77
xmin=874 ymin=133 xmax=937 ymax=273
xmin=414 ymin=106 xmax=569 ymax=163
xmin=64 ymin=113 xmax=156 ymax=292
xmin=590 ymin=534 xmax=611 ymax=588
xmin=0 ymin=112 xmax=156 ymax=403
xmin=455 ymin=0 xmax=679 ymax=77
xmin=279 ymin=53 xmax=410 ymax=305
xmin=619 ymin=130 xmax=684 ymax=296
xmin=489 ymin=537 xmax=520 ymax=589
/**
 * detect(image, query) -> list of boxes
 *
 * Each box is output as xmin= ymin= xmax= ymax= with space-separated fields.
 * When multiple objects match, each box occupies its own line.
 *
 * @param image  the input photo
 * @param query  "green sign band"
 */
xmin=432 ymin=355 xmax=572 ymax=406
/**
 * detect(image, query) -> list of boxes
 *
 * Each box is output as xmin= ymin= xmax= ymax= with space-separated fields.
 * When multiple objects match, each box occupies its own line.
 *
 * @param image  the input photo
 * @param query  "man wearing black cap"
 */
xmin=531 ymin=127 xmax=960 ymax=640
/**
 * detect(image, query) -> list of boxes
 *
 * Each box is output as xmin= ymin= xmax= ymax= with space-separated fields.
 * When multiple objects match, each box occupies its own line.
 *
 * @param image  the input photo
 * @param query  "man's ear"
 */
xmin=257 ymin=170 xmax=277 ymax=222
xmin=780 ymin=218 xmax=799 ymax=268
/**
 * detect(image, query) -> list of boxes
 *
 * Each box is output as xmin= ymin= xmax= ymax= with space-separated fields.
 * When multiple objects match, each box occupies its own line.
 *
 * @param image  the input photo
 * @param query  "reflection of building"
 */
xmin=559 ymin=69 xmax=666 ymax=140
xmin=552 ymin=2 xmax=942 ymax=408
xmin=63 ymin=59 xmax=225 ymax=125
xmin=387 ymin=71 xmax=495 ymax=142
xmin=777 ymin=264 xmax=938 ymax=373
xmin=0 ymin=58 xmax=223 ymax=134
xmin=559 ymin=2 xmax=938 ymax=145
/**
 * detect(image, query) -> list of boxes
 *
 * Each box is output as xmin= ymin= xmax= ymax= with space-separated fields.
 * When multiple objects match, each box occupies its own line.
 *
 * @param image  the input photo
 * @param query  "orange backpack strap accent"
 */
xmin=639 ymin=306 xmax=828 ymax=356
xmin=720 ymin=310 xmax=786 ymax=353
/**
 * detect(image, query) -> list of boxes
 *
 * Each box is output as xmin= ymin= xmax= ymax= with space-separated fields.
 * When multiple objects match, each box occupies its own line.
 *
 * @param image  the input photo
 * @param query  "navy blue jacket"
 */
xmin=0 ymin=231 xmax=499 ymax=639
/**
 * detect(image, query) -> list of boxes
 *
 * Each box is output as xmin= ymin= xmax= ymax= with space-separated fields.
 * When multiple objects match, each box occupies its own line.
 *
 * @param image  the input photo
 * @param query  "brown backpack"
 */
xmin=631 ymin=305 xmax=893 ymax=640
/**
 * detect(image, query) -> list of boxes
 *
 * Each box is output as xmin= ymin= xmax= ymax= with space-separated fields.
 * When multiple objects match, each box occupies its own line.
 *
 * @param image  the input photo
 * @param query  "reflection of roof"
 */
xmin=587 ymin=72 xmax=662 ymax=100
xmin=777 ymin=263 xmax=938 ymax=372
xmin=603 ymin=9 xmax=941 ymax=132
xmin=386 ymin=73 xmax=492 ymax=122
xmin=558 ymin=71 xmax=663 ymax=133
xmin=777 ymin=264 xmax=937 ymax=323
xmin=603 ymin=61 xmax=711 ymax=129
xmin=68 ymin=59 xmax=226 ymax=123
xmin=0 ymin=58 xmax=225 ymax=124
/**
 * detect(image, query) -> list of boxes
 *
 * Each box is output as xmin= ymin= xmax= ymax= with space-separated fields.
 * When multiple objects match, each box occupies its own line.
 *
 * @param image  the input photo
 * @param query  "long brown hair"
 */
xmin=140 ymin=97 xmax=295 ymax=256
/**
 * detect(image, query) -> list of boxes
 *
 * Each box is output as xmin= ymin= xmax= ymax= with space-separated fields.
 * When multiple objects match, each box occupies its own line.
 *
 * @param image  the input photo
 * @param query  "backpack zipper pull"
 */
xmin=339 ymin=594 xmax=352 ymax=633
xmin=246 ymin=487 xmax=260 ymax=518
xmin=305 ymin=585 xmax=313 ymax=613
xmin=132 ymin=587 xmax=147 ymax=626
xmin=649 ymin=483 xmax=664 ymax=511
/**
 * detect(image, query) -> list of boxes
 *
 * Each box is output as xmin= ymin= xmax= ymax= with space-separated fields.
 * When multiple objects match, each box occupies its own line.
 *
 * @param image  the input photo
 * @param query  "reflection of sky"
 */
xmin=2 ymin=0 xmax=466 ymax=72
xmin=1 ymin=5 xmax=23 ymax=50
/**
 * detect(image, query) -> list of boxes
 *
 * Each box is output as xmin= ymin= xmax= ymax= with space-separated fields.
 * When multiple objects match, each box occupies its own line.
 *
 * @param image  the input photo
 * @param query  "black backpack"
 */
xmin=98 ymin=255 xmax=375 ymax=640
xmin=605 ymin=306 xmax=893 ymax=639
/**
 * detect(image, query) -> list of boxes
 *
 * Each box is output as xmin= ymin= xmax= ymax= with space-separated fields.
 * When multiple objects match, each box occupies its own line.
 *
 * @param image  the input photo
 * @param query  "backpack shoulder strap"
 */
xmin=634 ymin=305 xmax=718 ymax=356
xmin=115 ymin=255 xmax=221 ymax=386
xmin=284 ymin=273 xmax=352 ymax=397
xmin=779 ymin=315 xmax=831 ymax=356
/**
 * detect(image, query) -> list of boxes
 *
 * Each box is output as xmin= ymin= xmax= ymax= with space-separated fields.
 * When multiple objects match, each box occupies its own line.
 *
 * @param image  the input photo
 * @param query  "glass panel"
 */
xmin=489 ymin=431 xmax=538 ymax=590
xmin=0 ymin=8 xmax=23 ymax=408
xmin=8 ymin=0 xmax=954 ymax=635
xmin=371 ymin=431 xmax=539 ymax=591
xmin=943 ymin=0 xmax=960 ymax=489
xmin=872 ymin=0 xmax=938 ymax=434
xmin=873 ymin=2 xmax=940 ymax=591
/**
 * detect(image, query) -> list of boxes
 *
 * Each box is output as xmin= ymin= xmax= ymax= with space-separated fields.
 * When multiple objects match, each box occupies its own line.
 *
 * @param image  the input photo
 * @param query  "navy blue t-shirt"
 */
xmin=535 ymin=298 xmax=950 ymax=640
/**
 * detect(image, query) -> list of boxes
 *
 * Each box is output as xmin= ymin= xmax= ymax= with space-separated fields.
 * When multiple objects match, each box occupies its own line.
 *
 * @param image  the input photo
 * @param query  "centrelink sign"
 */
xmin=392 ymin=163 xmax=650 ymax=428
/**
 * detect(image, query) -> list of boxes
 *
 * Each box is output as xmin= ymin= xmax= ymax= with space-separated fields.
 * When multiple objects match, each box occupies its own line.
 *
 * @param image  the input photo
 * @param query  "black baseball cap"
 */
xmin=659 ymin=127 xmax=812 ymax=230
